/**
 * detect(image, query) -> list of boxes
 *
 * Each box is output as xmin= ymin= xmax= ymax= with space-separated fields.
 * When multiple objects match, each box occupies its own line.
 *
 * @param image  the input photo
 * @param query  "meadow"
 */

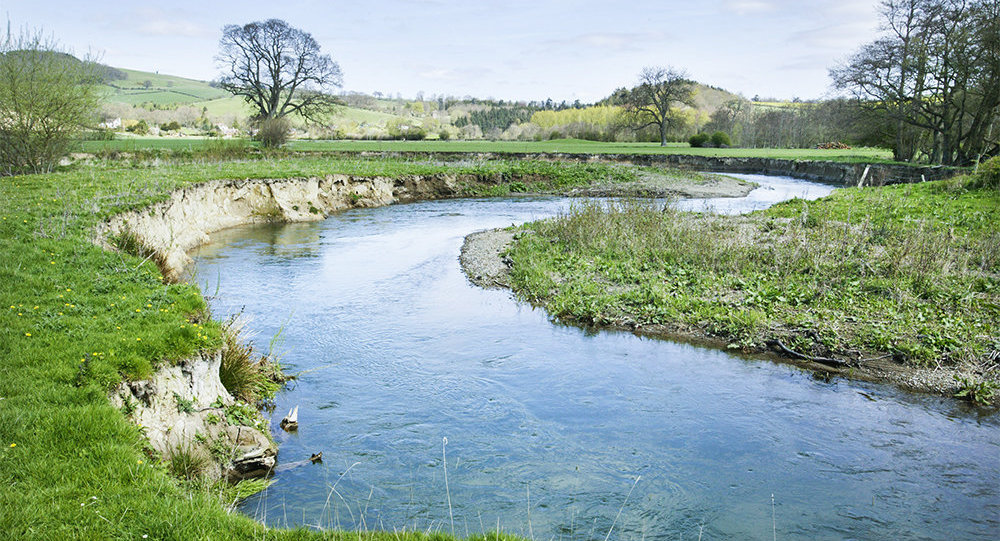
xmin=78 ymin=137 xmax=896 ymax=163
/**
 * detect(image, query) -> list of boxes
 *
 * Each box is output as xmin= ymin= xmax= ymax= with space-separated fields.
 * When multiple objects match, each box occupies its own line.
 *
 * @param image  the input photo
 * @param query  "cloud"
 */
xmin=531 ymin=31 xmax=671 ymax=56
xmin=416 ymin=66 xmax=495 ymax=82
xmin=127 ymin=6 xmax=213 ymax=38
xmin=787 ymin=18 xmax=876 ymax=50
xmin=138 ymin=20 xmax=211 ymax=38
xmin=725 ymin=1 xmax=776 ymax=15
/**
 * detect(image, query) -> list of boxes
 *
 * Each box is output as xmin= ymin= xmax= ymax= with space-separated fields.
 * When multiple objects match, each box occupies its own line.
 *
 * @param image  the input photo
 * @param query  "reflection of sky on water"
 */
xmin=190 ymin=175 xmax=997 ymax=540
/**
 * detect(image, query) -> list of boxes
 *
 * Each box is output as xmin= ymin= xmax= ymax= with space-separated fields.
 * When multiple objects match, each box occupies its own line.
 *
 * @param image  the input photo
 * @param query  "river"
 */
xmin=190 ymin=174 xmax=999 ymax=540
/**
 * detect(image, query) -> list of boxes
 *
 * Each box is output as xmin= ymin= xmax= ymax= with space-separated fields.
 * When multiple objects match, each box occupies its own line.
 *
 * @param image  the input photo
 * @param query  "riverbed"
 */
xmin=190 ymin=174 xmax=999 ymax=540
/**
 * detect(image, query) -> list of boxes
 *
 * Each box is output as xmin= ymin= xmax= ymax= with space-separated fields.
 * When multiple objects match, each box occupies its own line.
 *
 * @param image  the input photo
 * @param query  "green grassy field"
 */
xmin=78 ymin=137 xmax=895 ymax=162
xmin=0 ymin=155 xmax=659 ymax=539
xmin=102 ymin=68 xmax=229 ymax=107
xmin=505 ymin=176 xmax=999 ymax=403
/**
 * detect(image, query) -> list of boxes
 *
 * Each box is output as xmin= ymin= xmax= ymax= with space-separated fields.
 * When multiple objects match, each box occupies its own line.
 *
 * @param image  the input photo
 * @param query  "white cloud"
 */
xmin=138 ymin=20 xmax=210 ymax=38
xmin=726 ymin=1 xmax=776 ymax=15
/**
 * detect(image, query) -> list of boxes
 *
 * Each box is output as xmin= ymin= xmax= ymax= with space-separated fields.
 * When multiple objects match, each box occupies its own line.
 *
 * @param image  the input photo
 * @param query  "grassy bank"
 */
xmin=506 ymin=177 xmax=1000 ymax=403
xmin=0 ymin=155 xmax=668 ymax=538
xmin=77 ymin=137 xmax=896 ymax=163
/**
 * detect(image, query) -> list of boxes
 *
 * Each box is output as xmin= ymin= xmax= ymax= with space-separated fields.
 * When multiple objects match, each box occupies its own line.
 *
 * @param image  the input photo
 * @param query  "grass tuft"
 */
xmin=219 ymin=313 xmax=285 ymax=404
xmin=167 ymin=443 xmax=210 ymax=481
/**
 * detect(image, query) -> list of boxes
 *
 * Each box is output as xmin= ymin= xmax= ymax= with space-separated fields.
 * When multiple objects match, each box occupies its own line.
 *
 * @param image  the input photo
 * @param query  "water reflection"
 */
xmin=191 ymin=175 xmax=998 ymax=540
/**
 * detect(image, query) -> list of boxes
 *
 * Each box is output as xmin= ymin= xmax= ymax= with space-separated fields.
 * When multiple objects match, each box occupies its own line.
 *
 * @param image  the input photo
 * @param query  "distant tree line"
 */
xmin=454 ymin=105 xmax=543 ymax=134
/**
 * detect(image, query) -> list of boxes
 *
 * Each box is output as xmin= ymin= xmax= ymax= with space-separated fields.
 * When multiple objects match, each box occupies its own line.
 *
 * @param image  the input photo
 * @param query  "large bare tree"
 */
xmin=217 ymin=19 xmax=342 ymax=124
xmin=622 ymin=66 xmax=696 ymax=146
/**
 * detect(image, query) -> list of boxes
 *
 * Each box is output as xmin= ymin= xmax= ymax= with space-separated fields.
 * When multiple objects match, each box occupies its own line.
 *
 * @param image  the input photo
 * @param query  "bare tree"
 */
xmin=217 ymin=19 xmax=342 ymax=125
xmin=622 ymin=66 xmax=696 ymax=146
xmin=831 ymin=0 xmax=1000 ymax=164
xmin=0 ymin=29 xmax=101 ymax=175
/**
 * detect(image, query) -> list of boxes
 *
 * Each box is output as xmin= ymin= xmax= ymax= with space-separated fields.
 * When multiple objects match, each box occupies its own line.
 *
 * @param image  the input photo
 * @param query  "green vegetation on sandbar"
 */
xmin=0 ymin=154 xmax=657 ymax=538
xmin=506 ymin=174 xmax=999 ymax=403
xmin=77 ymin=137 xmax=896 ymax=163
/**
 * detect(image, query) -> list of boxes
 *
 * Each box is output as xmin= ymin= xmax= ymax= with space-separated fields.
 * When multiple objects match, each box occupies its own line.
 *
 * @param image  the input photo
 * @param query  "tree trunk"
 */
xmin=659 ymin=122 xmax=668 ymax=146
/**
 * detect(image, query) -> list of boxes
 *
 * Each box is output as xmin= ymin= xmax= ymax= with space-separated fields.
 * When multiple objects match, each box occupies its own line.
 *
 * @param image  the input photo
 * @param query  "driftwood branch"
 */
xmin=770 ymin=340 xmax=852 ymax=367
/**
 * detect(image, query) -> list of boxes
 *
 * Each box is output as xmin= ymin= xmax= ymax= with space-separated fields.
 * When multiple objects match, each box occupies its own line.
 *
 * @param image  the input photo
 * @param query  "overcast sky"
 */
xmin=2 ymin=0 xmax=882 ymax=102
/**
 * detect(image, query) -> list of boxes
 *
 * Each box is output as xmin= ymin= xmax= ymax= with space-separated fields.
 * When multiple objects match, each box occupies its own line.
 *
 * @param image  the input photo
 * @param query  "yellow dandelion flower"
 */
xmin=9 ymin=443 xmax=14 ymax=448
xmin=24 ymin=333 xmax=30 ymax=337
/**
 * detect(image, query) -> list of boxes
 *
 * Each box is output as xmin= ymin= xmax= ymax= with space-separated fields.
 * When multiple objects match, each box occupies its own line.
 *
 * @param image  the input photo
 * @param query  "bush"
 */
xmin=160 ymin=121 xmax=181 ymax=132
xmin=710 ymin=131 xmax=731 ymax=147
xmin=970 ymin=156 xmax=1000 ymax=189
xmin=78 ymin=129 xmax=115 ymax=141
xmin=401 ymin=128 xmax=427 ymax=140
xmin=126 ymin=120 xmax=149 ymax=135
xmin=253 ymin=117 xmax=290 ymax=148
xmin=0 ymin=31 xmax=102 ymax=175
xmin=438 ymin=130 xmax=450 ymax=141
xmin=688 ymin=133 xmax=710 ymax=148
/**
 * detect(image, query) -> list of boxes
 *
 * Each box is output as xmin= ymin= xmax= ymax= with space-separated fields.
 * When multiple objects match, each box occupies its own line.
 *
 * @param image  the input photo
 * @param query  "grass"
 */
xmin=0 ymin=153 xmax=673 ymax=538
xmin=77 ymin=137 xmax=897 ymax=163
xmin=220 ymin=313 xmax=285 ymax=404
xmin=505 ymin=178 xmax=999 ymax=401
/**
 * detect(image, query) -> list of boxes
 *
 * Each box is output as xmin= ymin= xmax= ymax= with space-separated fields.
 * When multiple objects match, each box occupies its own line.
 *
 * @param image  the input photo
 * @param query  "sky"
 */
xmin=1 ymin=0 xmax=882 ymax=103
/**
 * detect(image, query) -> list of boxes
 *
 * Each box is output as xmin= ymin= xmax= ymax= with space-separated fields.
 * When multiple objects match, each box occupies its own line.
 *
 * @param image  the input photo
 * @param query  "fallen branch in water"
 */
xmin=769 ymin=339 xmax=852 ymax=367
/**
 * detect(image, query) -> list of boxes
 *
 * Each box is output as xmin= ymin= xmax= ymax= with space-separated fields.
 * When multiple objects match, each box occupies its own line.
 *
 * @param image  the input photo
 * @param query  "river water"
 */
xmin=191 ymin=174 xmax=999 ymax=540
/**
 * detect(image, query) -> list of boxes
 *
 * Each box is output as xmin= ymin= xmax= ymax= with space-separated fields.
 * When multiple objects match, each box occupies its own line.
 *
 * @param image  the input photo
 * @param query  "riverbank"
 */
xmin=460 ymin=176 xmax=999 ymax=405
xmin=0 ymin=156 xmax=727 ymax=538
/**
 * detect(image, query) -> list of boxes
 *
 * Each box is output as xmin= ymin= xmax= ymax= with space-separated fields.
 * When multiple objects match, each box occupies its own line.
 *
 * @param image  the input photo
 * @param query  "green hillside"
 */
xmin=101 ymin=66 xmax=408 ymax=130
xmin=101 ymin=68 xmax=229 ymax=106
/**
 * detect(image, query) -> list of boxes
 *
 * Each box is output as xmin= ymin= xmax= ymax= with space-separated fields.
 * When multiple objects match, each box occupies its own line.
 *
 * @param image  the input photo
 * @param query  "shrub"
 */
xmin=126 ymin=120 xmax=149 ymax=135
xmin=253 ymin=117 xmax=290 ymax=148
xmin=0 ymin=30 xmax=102 ymax=175
xmin=161 ymin=121 xmax=181 ymax=132
xmin=970 ymin=156 xmax=1000 ymax=190
xmin=402 ymin=128 xmax=427 ymax=140
xmin=688 ymin=133 xmax=710 ymax=147
xmin=710 ymin=131 xmax=731 ymax=147
xmin=78 ymin=128 xmax=115 ymax=141
xmin=438 ymin=130 xmax=450 ymax=141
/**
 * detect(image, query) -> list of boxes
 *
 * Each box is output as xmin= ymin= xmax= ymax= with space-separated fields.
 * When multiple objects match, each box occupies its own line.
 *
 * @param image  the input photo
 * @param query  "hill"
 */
xmin=97 ymin=65 xmax=411 ymax=133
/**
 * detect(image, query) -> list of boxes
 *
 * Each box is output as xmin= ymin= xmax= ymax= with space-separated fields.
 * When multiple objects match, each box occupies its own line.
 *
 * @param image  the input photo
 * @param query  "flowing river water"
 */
xmin=190 ymin=174 xmax=999 ymax=540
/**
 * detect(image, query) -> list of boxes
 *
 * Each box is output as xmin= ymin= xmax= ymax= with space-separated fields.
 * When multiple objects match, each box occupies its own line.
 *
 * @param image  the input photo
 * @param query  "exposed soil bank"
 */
xmin=97 ymin=171 xmax=753 ymax=283
xmin=459 ymin=228 xmax=988 ymax=402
